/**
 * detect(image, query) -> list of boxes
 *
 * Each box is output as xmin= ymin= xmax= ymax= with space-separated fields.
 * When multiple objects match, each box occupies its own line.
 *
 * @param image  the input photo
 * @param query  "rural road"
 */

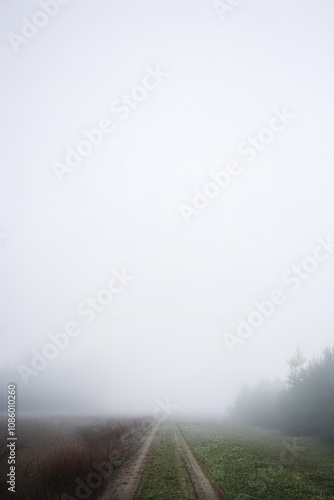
xmin=100 ymin=421 xmax=161 ymax=500
xmin=100 ymin=420 xmax=225 ymax=499
xmin=172 ymin=422 xmax=225 ymax=500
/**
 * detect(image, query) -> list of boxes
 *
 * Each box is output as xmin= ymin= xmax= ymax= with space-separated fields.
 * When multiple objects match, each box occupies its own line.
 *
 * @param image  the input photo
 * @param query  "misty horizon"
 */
xmin=1 ymin=0 xmax=334 ymax=420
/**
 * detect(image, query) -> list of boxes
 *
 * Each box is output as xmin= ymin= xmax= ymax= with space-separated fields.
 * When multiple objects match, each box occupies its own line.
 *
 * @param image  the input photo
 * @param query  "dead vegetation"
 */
xmin=0 ymin=415 xmax=153 ymax=500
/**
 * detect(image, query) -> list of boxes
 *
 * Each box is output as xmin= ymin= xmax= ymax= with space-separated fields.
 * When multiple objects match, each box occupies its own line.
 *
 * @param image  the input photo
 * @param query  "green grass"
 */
xmin=137 ymin=420 xmax=195 ymax=500
xmin=178 ymin=420 xmax=334 ymax=500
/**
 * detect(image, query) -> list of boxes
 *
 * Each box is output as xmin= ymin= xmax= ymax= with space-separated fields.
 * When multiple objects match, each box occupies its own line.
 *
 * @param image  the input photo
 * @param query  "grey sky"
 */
xmin=1 ymin=0 xmax=334 ymax=417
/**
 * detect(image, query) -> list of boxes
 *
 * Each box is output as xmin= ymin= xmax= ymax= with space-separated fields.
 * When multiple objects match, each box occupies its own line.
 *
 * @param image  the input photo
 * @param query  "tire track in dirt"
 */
xmin=172 ymin=422 xmax=226 ymax=500
xmin=100 ymin=421 xmax=160 ymax=500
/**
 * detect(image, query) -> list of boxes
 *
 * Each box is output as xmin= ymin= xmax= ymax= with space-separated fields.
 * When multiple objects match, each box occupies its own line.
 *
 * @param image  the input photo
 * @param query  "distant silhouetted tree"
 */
xmin=231 ymin=346 xmax=334 ymax=443
xmin=286 ymin=347 xmax=306 ymax=391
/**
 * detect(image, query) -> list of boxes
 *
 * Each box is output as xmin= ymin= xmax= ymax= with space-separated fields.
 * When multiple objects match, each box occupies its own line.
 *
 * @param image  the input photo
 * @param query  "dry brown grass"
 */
xmin=0 ymin=415 xmax=152 ymax=500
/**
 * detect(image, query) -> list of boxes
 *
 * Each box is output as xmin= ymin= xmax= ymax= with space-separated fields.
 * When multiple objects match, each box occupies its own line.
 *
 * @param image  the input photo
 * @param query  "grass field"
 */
xmin=137 ymin=420 xmax=195 ymax=500
xmin=178 ymin=419 xmax=334 ymax=499
xmin=1 ymin=416 xmax=333 ymax=499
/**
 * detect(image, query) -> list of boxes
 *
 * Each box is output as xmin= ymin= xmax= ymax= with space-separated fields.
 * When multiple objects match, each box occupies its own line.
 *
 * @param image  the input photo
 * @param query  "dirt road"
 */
xmin=100 ymin=421 xmax=160 ymax=500
xmin=172 ymin=422 xmax=225 ymax=500
xmin=100 ymin=420 xmax=225 ymax=499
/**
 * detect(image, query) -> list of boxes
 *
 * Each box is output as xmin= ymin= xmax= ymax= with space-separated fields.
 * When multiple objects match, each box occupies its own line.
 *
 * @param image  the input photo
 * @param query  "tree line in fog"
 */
xmin=230 ymin=346 xmax=334 ymax=443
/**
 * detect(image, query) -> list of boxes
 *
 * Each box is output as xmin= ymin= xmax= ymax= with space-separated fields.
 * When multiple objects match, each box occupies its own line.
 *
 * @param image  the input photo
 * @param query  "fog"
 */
xmin=1 ymin=0 xmax=334 ymax=419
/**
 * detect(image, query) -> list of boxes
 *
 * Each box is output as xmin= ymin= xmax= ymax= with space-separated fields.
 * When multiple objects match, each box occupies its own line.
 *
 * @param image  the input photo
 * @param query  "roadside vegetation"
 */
xmin=0 ymin=415 xmax=151 ymax=500
xmin=1 ymin=346 xmax=333 ymax=499
xmin=178 ymin=420 xmax=334 ymax=499
xmin=137 ymin=420 xmax=195 ymax=500
xmin=230 ymin=346 xmax=334 ymax=444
